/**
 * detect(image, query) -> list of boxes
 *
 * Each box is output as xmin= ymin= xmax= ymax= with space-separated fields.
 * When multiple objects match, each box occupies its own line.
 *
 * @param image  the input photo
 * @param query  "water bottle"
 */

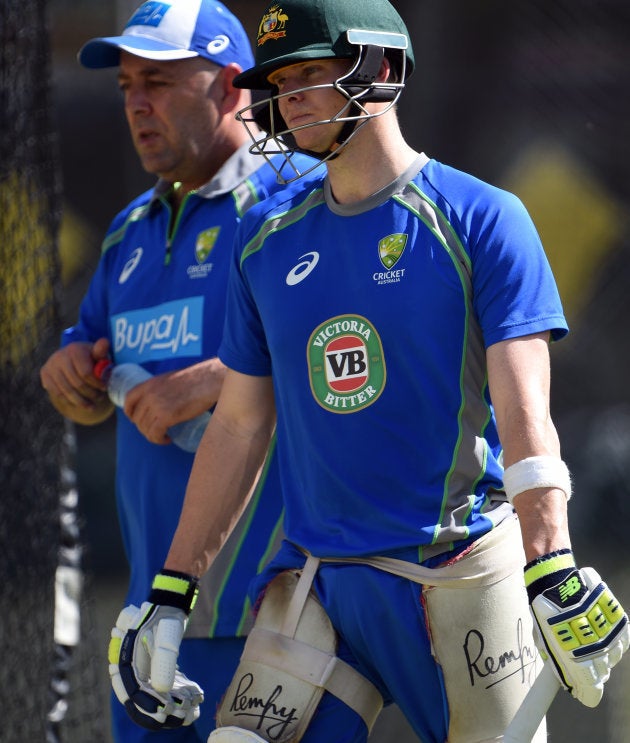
xmin=93 ymin=360 xmax=211 ymax=452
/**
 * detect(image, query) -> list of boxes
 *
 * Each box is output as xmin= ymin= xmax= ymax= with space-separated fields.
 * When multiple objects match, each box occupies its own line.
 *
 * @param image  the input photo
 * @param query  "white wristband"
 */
xmin=502 ymin=456 xmax=572 ymax=505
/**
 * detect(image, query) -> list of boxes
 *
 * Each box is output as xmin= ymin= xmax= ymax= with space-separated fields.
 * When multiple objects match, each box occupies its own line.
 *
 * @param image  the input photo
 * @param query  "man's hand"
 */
xmin=108 ymin=570 xmax=204 ymax=730
xmin=40 ymin=338 xmax=113 ymax=424
xmin=122 ymin=357 xmax=225 ymax=445
xmin=526 ymin=553 xmax=630 ymax=707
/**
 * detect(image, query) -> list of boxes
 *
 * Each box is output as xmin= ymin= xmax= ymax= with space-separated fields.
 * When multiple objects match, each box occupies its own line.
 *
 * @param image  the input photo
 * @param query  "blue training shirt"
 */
xmin=219 ymin=154 xmax=569 ymax=561
xmin=63 ymin=144 xmax=320 ymax=636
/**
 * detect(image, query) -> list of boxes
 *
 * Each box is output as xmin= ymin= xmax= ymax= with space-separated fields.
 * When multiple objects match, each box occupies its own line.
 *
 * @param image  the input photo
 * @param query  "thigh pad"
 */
xmin=216 ymin=558 xmax=382 ymax=742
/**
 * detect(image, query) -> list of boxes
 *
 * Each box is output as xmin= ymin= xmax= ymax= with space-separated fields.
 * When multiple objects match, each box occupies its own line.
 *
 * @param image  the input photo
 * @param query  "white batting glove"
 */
xmin=526 ymin=550 xmax=630 ymax=707
xmin=108 ymin=570 xmax=204 ymax=729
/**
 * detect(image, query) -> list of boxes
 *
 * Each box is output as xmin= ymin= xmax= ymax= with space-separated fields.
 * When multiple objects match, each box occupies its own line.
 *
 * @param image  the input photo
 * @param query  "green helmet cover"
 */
xmin=233 ymin=0 xmax=414 ymax=89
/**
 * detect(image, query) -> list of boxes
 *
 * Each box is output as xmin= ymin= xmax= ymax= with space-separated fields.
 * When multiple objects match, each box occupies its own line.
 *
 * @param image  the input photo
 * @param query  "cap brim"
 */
xmin=233 ymin=48 xmax=339 ymax=90
xmin=78 ymin=36 xmax=198 ymax=69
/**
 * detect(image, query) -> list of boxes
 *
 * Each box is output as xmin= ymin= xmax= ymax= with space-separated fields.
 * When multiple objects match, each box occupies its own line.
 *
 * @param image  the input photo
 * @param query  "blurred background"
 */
xmin=2 ymin=0 xmax=630 ymax=740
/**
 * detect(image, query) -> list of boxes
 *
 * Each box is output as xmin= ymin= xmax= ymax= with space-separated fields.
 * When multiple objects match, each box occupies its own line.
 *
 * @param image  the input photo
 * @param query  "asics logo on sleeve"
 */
xmin=119 ymin=248 xmax=143 ymax=284
xmin=286 ymin=251 xmax=320 ymax=286
xmin=111 ymin=297 xmax=203 ymax=363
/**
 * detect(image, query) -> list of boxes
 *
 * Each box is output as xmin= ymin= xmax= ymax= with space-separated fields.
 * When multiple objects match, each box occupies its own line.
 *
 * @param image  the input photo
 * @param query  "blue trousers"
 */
xmin=244 ymin=541 xmax=452 ymax=743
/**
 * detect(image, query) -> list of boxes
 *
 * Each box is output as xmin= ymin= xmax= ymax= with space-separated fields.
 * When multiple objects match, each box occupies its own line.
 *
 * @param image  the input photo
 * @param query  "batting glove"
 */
xmin=525 ymin=549 xmax=630 ymax=707
xmin=108 ymin=570 xmax=204 ymax=729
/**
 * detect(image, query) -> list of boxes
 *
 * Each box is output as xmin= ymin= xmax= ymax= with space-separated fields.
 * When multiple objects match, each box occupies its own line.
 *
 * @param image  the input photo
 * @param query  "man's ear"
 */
xmin=218 ymin=62 xmax=246 ymax=114
xmin=378 ymin=56 xmax=394 ymax=83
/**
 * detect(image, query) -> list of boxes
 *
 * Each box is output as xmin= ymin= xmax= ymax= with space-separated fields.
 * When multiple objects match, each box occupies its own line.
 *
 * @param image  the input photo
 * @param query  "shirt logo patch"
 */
xmin=125 ymin=2 xmax=169 ymax=30
xmin=196 ymin=227 xmax=220 ymax=264
xmin=379 ymin=233 xmax=408 ymax=269
xmin=258 ymin=5 xmax=289 ymax=45
xmin=308 ymin=315 xmax=386 ymax=413
xmin=111 ymin=297 xmax=203 ymax=363
xmin=119 ymin=247 xmax=143 ymax=285
xmin=286 ymin=251 xmax=319 ymax=286
xmin=187 ymin=228 xmax=219 ymax=279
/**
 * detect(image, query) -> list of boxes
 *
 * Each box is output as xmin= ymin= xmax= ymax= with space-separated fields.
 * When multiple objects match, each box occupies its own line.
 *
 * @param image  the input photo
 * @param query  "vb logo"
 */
xmin=325 ymin=336 xmax=368 ymax=391
xmin=559 ymin=575 xmax=583 ymax=602
xmin=308 ymin=314 xmax=386 ymax=413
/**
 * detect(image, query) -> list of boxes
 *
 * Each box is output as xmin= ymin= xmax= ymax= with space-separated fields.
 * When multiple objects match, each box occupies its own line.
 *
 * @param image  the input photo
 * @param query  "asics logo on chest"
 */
xmin=119 ymin=248 xmax=143 ymax=284
xmin=286 ymin=252 xmax=320 ymax=286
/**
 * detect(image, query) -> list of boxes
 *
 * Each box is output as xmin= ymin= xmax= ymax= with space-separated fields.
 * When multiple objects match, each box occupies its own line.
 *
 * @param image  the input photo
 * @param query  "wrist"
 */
xmin=524 ymin=548 xmax=576 ymax=603
xmin=503 ymin=456 xmax=572 ymax=504
xmin=148 ymin=569 xmax=199 ymax=615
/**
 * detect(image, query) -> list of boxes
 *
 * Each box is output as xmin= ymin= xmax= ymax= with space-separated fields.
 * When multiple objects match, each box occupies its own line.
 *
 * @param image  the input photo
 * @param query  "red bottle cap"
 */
xmin=93 ymin=358 xmax=113 ymax=381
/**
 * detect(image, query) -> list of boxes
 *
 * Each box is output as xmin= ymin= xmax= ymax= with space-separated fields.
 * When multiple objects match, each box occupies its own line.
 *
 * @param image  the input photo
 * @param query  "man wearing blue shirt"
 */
xmin=40 ymin=1 xmax=317 ymax=740
xmin=95 ymin=0 xmax=629 ymax=741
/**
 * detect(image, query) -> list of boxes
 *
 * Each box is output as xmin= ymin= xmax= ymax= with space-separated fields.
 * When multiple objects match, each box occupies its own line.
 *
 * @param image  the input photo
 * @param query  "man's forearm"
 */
xmin=164 ymin=413 xmax=273 ymax=577
xmin=512 ymin=488 xmax=571 ymax=562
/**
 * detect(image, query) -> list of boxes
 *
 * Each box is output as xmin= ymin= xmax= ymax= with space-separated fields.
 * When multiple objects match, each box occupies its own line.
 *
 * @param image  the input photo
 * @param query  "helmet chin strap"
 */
xmin=288 ymin=118 xmax=358 ymax=161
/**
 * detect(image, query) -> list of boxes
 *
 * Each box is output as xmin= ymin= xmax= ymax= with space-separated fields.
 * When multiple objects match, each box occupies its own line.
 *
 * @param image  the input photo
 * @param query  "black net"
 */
xmin=1 ymin=0 xmax=104 ymax=740
xmin=1 ymin=0 xmax=63 ymax=738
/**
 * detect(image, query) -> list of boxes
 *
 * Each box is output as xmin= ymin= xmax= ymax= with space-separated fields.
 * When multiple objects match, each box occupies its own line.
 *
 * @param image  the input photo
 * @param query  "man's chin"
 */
xmin=136 ymin=153 xmax=168 ymax=177
xmin=290 ymin=124 xmax=344 ymax=157
xmin=292 ymin=135 xmax=335 ymax=156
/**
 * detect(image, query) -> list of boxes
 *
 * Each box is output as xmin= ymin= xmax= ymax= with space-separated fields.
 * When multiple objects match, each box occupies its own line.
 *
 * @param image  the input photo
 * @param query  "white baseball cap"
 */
xmin=78 ymin=0 xmax=254 ymax=70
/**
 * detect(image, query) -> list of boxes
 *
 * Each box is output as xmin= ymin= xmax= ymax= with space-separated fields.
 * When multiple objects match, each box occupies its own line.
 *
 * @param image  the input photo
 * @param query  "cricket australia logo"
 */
xmin=379 ymin=233 xmax=407 ymax=268
xmin=195 ymin=227 xmax=219 ymax=263
xmin=258 ymin=5 xmax=289 ymax=45
xmin=188 ymin=227 xmax=219 ymax=279
xmin=374 ymin=233 xmax=408 ymax=285
xmin=308 ymin=315 xmax=386 ymax=413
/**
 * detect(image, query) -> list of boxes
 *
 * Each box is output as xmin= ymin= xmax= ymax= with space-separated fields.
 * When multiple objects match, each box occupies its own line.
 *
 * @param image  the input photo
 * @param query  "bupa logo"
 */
xmin=126 ymin=1 xmax=169 ymax=30
xmin=308 ymin=315 xmax=386 ymax=413
xmin=111 ymin=297 xmax=203 ymax=363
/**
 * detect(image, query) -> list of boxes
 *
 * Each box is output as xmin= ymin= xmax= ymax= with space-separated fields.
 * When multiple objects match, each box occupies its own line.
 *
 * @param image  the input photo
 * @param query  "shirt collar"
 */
xmin=151 ymin=142 xmax=266 ymax=203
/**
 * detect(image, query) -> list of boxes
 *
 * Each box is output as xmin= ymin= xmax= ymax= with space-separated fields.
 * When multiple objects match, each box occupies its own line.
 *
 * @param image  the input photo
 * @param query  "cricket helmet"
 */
xmin=233 ymin=0 xmax=414 ymax=182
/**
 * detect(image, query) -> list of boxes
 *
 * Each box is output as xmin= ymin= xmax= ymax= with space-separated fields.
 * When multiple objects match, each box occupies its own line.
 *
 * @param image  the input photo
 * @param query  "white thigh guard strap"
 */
xmin=216 ymin=556 xmax=383 ymax=742
xmin=208 ymin=728 xmax=267 ymax=742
